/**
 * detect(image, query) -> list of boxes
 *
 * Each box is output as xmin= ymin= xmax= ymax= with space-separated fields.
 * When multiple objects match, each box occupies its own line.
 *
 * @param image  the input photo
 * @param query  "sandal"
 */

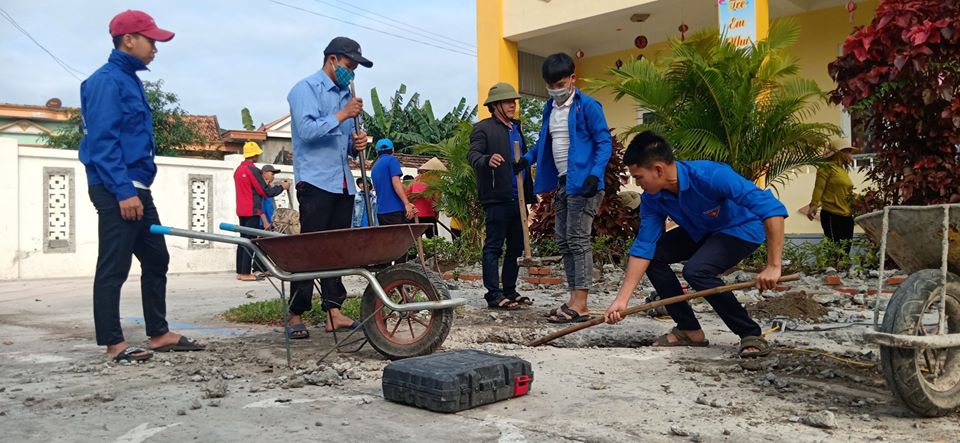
xmin=152 ymin=336 xmax=206 ymax=352
xmin=654 ymin=327 xmax=710 ymax=347
xmin=487 ymin=294 xmax=521 ymax=310
xmin=547 ymin=305 xmax=591 ymax=324
xmin=543 ymin=303 xmax=568 ymax=318
xmin=739 ymin=336 xmax=772 ymax=358
xmin=507 ymin=292 xmax=534 ymax=306
xmin=285 ymin=323 xmax=310 ymax=340
xmin=112 ymin=346 xmax=153 ymax=362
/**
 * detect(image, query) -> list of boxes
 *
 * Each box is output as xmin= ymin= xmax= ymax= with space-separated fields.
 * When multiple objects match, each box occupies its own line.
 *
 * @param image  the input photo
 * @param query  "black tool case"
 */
xmin=382 ymin=349 xmax=534 ymax=413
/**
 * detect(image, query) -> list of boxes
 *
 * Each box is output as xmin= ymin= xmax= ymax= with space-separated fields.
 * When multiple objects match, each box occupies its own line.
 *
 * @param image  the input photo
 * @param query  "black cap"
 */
xmin=261 ymin=164 xmax=281 ymax=173
xmin=323 ymin=36 xmax=373 ymax=68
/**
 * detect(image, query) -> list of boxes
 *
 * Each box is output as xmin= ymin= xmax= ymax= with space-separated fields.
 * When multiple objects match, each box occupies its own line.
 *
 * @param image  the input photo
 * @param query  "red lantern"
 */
xmin=679 ymin=23 xmax=689 ymax=41
xmin=634 ymin=35 xmax=648 ymax=49
xmin=615 ymin=58 xmax=623 ymax=69
xmin=575 ymin=49 xmax=585 ymax=61
xmin=847 ymin=0 xmax=857 ymax=24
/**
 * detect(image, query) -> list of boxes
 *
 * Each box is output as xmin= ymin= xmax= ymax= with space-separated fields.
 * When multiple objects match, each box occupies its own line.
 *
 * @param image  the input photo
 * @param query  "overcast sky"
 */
xmin=0 ymin=0 xmax=477 ymax=129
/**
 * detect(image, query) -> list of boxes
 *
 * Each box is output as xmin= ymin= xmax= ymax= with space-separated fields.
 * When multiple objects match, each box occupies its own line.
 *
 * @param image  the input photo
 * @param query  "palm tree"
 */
xmin=589 ymin=21 xmax=841 ymax=188
xmin=362 ymin=84 xmax=476 ymax=157
xmin=412 ymin=122 xmax=485 ymax=248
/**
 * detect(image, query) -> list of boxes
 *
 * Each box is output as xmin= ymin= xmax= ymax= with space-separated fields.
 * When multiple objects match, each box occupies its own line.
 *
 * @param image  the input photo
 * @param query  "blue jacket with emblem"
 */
xmin=629 ymin=160 xmax=789 ymax=259
xmin=79 ymin=50 xmax=157 ymax=202
xmin=522 ymin=89 xmax=612 ymax=196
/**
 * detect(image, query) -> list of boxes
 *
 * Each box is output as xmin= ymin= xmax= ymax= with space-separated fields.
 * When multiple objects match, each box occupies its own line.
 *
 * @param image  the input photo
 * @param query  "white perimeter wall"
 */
xmin=1 ymin=138 xmax=425 ymax=280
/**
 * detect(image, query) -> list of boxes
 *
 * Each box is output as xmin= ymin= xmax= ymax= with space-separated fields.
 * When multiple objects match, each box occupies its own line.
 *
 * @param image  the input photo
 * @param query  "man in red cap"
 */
xmin=79 ymin=10 xmax=204 ymax=363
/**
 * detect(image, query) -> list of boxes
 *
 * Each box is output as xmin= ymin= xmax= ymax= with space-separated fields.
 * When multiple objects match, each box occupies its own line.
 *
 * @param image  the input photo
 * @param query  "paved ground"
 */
xmin=2 ymin=272 xmax=960 ymax=442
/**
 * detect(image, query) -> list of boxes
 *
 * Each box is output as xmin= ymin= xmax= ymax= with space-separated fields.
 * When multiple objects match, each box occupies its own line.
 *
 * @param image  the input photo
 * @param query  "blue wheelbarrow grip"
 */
xmin=220 ymin=222 xmax=238 ymax=232
xmin=150 ymin=225 xmax=172 ymax=235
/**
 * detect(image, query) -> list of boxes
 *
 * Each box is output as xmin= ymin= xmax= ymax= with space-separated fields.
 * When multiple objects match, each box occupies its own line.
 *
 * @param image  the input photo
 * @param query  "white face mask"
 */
xmin=547 ymin=83 xmax=573 ymax=104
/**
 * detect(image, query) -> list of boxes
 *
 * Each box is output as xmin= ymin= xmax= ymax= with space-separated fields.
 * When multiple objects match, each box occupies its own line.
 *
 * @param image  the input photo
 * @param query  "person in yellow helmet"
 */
xmin=234 ymin=141 xmax=289 ymax=281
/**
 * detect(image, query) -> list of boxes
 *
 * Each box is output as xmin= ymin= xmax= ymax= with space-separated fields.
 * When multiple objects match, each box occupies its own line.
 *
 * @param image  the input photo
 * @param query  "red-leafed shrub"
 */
xmin=528 ymin=134 xmax=637 ymax=240
xmin=829 ymin=0 xmax=960 ymax=208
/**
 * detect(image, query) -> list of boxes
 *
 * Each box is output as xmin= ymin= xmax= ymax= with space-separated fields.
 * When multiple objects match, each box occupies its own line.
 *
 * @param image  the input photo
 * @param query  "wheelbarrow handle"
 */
xmin=151 ymin=224 xmax=253 ymax=247
xmin=219 ymin=222 xmax=284 ymax=238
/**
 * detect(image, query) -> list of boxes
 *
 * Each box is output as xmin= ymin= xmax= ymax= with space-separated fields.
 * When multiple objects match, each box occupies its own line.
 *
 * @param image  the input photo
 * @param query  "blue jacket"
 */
xmin=79 ymin=50 xmax=156 ymax=202
xmin=523 ymin=89 xmax=612 ymax=195
xmin=629 ymin=161 xmax=789 ymax=259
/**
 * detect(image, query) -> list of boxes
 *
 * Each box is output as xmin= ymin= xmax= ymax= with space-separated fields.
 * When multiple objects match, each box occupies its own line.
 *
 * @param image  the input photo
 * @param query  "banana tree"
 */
xmin=589 ymin=21 xmax=841 ymax=189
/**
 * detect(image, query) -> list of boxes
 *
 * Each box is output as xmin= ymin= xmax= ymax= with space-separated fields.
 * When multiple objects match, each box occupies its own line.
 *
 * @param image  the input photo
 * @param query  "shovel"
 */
xmin=514 ymin=140 xmax=540 ymax=267
xmin=349 ymin=80 xmax=374 ymax=223
xmin=526 ymin=274 xmax=801 ymax=347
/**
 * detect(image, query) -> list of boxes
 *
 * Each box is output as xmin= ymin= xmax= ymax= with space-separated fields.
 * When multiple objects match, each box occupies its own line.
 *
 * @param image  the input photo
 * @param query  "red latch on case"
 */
xmin=513 ymin=375 xmax=531 ymax=396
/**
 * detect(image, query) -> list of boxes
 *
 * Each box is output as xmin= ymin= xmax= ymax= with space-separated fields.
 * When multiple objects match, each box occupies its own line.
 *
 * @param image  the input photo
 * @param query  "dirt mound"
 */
xmin=748 ymin=292 xmax=828 ymax=322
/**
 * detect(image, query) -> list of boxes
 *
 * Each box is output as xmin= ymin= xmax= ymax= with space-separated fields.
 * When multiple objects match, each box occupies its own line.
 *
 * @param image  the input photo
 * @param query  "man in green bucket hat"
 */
xmin=467 ymin=83 xmax=535 ymax=311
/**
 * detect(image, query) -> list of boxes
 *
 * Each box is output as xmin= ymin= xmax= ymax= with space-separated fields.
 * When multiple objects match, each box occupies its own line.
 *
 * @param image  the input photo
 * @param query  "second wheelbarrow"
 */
xmin=150 ymin=222 xmax=467 ymax=364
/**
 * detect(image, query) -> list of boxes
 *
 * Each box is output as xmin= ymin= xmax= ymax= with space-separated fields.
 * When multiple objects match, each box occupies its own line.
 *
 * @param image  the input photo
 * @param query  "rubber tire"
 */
xmin=361 ymin=263 xmax=453 ymax=360
xmin=880 ymin=269 xmax=960 ymax=417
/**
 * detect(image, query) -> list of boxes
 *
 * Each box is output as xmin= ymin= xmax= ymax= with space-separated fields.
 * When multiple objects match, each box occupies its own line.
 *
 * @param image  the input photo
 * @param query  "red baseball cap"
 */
xmin=109 ymin=10 xmax=174 ymax=42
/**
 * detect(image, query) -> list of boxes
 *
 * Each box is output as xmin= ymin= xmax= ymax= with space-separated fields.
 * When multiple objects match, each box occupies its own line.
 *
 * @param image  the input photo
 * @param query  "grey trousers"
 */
xmin=554 ymin=186 xmax=604 ymax=291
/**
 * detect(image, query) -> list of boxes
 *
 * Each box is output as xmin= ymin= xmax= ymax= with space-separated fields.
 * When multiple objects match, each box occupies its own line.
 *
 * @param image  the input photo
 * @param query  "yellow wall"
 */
xmin=477 ymin=0 xmax=519 ymax=119
xmin=575 ymin=1 xmax=878 ymax=234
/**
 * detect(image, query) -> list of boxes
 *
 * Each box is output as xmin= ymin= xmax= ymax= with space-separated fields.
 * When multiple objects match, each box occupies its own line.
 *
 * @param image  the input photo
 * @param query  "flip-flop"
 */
xmin=654 ymin=327 xmax=710 ymax=347
xmin=152 ymin=336 xmax=206 ymax=352
xmin=547 ymin=305 xmax=591 ymax=324
xmin=113 ymin=346 xmax=153 ymax=362
xmin=330 ymin=320 xmax=362 ymax=333
xmin=286 ymin=323 xmax=310 ymax=339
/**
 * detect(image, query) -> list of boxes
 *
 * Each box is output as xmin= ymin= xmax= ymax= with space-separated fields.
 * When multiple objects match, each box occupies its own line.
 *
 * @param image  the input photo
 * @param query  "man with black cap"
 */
xmin=285 ymin=37 xmax=373 ymax=338
xmin=80 ymin=10 xmax=204 ymax=362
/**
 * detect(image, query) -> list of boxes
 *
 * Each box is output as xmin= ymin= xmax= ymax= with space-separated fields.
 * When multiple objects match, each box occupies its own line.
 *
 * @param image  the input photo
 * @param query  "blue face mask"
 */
xmin=334 ymin=65 xmax=355 ymax=88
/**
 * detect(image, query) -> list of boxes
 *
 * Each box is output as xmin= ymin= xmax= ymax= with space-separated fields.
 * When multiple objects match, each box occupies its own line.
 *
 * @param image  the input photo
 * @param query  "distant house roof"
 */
xmin=0 ymin=102 xmax=76 ymax=122
xmin=182 ymin=115 xmax=223 ymax=142
xmin=348 ymin=153 xmax=448 ymax=171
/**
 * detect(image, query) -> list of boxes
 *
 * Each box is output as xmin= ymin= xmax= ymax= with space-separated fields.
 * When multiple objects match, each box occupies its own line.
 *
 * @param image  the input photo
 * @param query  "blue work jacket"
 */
xmin=522 ymin=89 xmax=612 ymax=196
xmin=630 ymin=161 xmax=789 ymax=259
xmin=78 ymin=50 xmax=157 ymax=201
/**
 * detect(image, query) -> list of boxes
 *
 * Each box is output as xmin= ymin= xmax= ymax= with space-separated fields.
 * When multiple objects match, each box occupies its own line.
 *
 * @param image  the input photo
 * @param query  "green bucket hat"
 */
xmin=484 ymin=82 xmax=520 ymax=106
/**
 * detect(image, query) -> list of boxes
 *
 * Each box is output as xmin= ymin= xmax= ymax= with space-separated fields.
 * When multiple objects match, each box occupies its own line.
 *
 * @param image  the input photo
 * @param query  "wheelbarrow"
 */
xmin=149 ymin=222 xmax=467 ymax=365
xmin=855 ymin=203 xmax=960 ymax=417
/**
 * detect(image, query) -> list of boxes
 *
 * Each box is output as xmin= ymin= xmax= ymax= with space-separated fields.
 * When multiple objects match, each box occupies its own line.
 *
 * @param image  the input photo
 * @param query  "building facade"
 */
xmin=476 ymin=0 xmax=879 ymax=235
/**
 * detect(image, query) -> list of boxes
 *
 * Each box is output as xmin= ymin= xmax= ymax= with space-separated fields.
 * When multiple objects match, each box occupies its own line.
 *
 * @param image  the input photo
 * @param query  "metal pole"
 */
xmin=349 ymin=80 xmax=374 ymax=225
xmin=939 ymin=206 xmax=950 ymax=335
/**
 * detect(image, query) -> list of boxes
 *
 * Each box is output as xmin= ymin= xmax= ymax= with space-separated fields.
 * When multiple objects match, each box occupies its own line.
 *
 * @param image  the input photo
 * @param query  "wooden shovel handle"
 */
xmin=526 ymin=274 xmax=801 ymax=347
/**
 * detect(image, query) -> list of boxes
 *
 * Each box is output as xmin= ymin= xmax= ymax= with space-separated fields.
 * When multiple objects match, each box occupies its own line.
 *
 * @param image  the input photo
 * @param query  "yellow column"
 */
xmin=756 ymin=0 xmax=769 ymax=40
xmin=476 ymin=0 xmax=518 ymax=119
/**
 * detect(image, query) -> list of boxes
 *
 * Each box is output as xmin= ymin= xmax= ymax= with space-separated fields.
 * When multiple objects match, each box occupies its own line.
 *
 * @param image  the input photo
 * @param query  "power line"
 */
xmin=308 ymin=0 xmax=476 ymax=52
xmin=0 ymin=6 xmax=86 ymax=81
xmin=268 ymin=0 xmax=476 ymax=58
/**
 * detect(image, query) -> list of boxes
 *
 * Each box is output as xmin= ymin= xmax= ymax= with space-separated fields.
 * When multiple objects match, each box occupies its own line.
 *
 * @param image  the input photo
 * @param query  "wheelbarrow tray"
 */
xmin=855 ymin=205 xmax=960 ymax=274
xmin=251 ymin=223 xmax=430 ymax=273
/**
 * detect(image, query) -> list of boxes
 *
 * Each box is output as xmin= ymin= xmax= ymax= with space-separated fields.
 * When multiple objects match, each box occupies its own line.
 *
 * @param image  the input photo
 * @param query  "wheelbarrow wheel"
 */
xmin=361 ymin=263 xmax=453 ymax=360
xmin=880 ymin=269 xmax=960 ymax=417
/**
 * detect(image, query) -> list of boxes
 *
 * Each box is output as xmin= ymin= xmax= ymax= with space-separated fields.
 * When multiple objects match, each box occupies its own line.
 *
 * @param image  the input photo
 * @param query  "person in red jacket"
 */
xmin=234 ymin=142 xmax=289 ymax=281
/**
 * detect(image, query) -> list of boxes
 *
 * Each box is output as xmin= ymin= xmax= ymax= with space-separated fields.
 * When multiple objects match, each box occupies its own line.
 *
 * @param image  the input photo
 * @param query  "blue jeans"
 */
xmin=481 ymin=201 xmax=524 ymax=302
xmin=554 ymin=186 xmax=604 ymax=291
xmin=645 ymin=227 xmax=763 ymax=338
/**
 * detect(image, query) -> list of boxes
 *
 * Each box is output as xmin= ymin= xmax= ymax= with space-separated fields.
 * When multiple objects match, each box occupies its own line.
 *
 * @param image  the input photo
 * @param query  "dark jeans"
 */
xmin=418 ymin=216 xmax=438 ymax=239
xmin=820 ymin=210 xmax=854 ymax=253
xmin=482 ymin=201 xmax=524 ymax=302
xmin=646 ymin=227 xmax=762 ymax=338
xmin=236 ymin=215 xmax=262 ymax=274
xmin=89 ymin=185 xmax=170 ymax=346
xmin=378 ymin=211 xmax=408 ymax=226
xmin=290 ymin=183 xmax=353 ymax=314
